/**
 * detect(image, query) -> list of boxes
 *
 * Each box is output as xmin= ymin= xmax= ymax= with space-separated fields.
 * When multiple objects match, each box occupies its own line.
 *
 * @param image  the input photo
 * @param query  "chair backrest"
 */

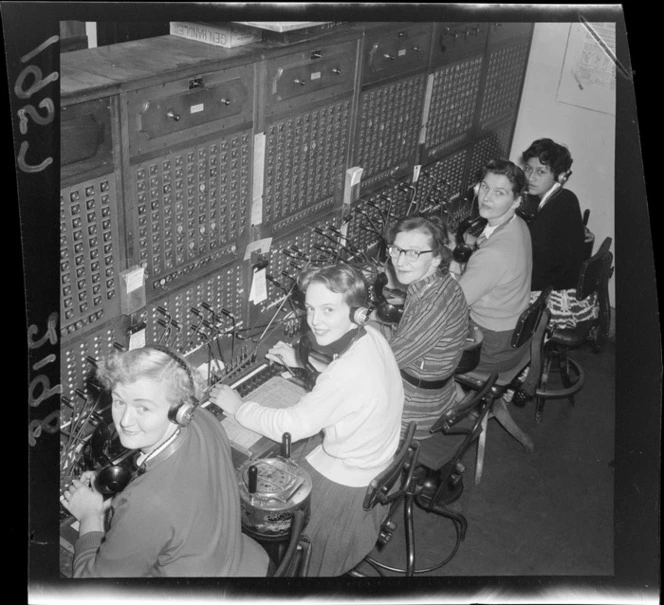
xmin=271 ymin=509 xmax=311 ymax=577
xmin=418 ymin=373 xmax=498 ymax=509
xmin=430 ymin=372 xmax=498 ymax=434
xmin=576 ymin=236 xmax=612 ymax=301
xmin=362 ymin=421 xmax=418 ymax=511
xmin=511 ymin=286 xmax=553 ymax=350
xmin=592 ymin=241 xmax=613 ymax=351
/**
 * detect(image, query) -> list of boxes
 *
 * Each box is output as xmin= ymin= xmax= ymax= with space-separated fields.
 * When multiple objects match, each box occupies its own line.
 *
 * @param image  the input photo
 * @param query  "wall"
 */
xmin=511 ymin=22 xmax=616 ymax=307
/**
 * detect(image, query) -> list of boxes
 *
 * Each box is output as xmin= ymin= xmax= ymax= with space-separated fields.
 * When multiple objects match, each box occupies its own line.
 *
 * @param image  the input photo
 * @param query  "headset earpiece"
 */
xmin=167 ymin=398 xmax=197 ymax=427
xmin=557 ymin=169 xmax=572 ymax=185
xmin=349 ymin=306 xmax=370 ymax=325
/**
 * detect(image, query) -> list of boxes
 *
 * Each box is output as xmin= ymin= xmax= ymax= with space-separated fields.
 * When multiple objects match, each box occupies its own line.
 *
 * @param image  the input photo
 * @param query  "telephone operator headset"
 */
xmin=296 ymin=304 xmax=370 ymax=391
xmin=91 ymin=344 xmax=200 ymax=496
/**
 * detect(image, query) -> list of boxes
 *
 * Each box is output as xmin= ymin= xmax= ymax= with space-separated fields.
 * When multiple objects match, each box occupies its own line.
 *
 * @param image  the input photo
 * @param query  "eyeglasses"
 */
xmin=387 ymin=245 xmax=434 ymax=262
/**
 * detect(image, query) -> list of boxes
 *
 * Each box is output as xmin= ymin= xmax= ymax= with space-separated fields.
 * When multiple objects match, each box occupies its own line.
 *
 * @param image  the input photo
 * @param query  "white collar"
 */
xmin=481 ymin=213 xmax=516 ymax=240
xmin=538 ymin=183 xmax=562 ymax=211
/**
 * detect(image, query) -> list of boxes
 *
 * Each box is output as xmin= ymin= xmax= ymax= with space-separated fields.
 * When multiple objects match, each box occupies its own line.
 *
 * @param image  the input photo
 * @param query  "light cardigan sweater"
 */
xmin=458 ymin=214 xmax=532 ymax=332
xmin=235 ymin=325 xmax=404 ymax=487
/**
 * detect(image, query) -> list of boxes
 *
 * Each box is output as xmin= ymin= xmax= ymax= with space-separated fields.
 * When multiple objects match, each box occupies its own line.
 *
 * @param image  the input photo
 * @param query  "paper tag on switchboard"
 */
xmin=249 ymin=267 xmax=267 ymax=304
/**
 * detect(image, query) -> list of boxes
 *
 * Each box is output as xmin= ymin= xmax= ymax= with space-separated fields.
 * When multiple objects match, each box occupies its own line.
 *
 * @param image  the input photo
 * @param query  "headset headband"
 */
xmin=144 ymin=344 xmax=198 ymax=425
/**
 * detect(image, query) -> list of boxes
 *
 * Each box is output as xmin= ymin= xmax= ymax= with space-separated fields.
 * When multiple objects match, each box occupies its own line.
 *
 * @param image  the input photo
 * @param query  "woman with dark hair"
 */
xmin=209 ymin=263 xmax=404 ymax=577
xmin=385 ymin=215 xmax=469 ymax=440
xmin=521 ymin=138 xmax=595 ymax=328
xmin=457 ymin=159 xmax=532 ymax=373
xmin=61 ymin=346 xmax=269 ymax=577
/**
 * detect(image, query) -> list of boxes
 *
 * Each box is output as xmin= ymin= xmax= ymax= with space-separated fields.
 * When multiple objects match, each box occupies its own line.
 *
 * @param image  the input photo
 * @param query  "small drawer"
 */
xmin=265 ymin=40 xmax=357 ymax=117
xmin=362 ymin=23 xmax=432 ymax=85
xmin=127 ymin=64 xmax=253 ymax=157
xmin=431 ymin=22 xmax=488 ymax=67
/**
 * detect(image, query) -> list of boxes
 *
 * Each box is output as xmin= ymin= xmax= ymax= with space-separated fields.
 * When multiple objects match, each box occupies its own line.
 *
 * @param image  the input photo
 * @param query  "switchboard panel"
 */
xmin=60 ymin=95 xmax=123 ymax=341
xmin=355 ymin=73 xmax=427 ymax=194
xmin=127 ymin=129 xmax=252 ymax=297
xmin=261 ymin=99 xmax=351 ymax=236
xmin=466 ymin=120 xmax=515 ymax=183
xmin=417 ymin=146 xmax=470 ymax=214
xmin=138 ymin=261 xmax=248 ymax=357
xmin=422 ymin=54 xmax=484 ymax=161
xmin=60 ymin=176 xmax=123 ymax=339
xmin=61 ymin=322 xmax=124 ymax=406
xmin=477 ymin=24 xmax=532 ymax=132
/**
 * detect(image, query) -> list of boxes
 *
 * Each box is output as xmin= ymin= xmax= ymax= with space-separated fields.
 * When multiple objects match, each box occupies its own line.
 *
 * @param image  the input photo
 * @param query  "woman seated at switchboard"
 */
xmin=61 ymin=345 xmax=269 ymax=578
xmin=209 ymin=263 xmax=405 ymax=577
xmin=456 ymin=159 xmax=532 ymax=373
xmin=520 ymin=137 xmax=596 ymax=328
xmin=383 ymin=215 xmax=469 ymax=440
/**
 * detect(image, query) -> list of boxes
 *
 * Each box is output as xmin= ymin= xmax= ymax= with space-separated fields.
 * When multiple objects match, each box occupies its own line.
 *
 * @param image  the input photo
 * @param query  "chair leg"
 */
xmin=535 ymin=394 xmax=545 ymax=425
xmin=475 ymin=414 xmax=489 ymax=485
xmin=403 ymin=493 xmax=415 ymax=577
xmin=535 ymin=354 xmax=551 ymax=424
xmin=558 ymin=349 xmax=576 ymax=406
xmin=428 ymin=501 xmax=468 ymax=542
xmin=492 ymin=398 xmax=534 ymax=453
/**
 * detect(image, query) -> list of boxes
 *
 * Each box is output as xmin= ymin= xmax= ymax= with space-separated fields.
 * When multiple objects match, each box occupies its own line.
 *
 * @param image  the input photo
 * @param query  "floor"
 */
xmin=355 ymin=338 xmax=616 ymax=577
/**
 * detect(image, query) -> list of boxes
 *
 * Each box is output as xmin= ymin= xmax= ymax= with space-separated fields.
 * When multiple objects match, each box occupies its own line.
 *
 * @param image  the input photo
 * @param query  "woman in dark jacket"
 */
xmin=521 ymin=138 xmax=596 ymax=329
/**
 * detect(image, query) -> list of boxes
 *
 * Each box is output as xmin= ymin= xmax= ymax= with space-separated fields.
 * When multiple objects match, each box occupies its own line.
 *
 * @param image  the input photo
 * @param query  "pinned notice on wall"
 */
xmin=244 ymin=237 xmax=273 ymax=261
xmin=556 ymin=22 xmax=617 ymax=115
xmin=249 ymin=267 xmax=267 ymax=304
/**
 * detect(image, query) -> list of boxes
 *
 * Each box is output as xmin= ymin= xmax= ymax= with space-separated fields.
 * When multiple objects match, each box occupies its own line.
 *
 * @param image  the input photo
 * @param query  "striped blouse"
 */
xmin=389 ymin=272 xmax=469 ymax=439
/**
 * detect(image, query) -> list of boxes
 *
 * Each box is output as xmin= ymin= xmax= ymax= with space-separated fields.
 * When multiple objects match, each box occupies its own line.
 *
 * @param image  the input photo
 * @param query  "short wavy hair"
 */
xmin=520 ymin=138 xmax=573 ymax=179
xmin=389 ymin=215 xmax=452 ymax=273
xmin=483 ymin=159 xmax=527 ymax=198
xmin=297 ymin=262 xmax=368 ymax=308
xmin=95 ymin=347 xmax=204 ymax=408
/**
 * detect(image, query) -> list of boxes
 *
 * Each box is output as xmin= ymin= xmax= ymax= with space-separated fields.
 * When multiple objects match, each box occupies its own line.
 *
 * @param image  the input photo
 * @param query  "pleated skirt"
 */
xmin=472 ymin=321 xmax=529 ymax=374
xmin=299 ymin=458 xmax=387 ymax=577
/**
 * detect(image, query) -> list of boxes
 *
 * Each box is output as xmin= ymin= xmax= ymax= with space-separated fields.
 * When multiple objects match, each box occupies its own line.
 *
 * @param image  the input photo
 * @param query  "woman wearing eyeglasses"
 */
xmin=457 ymin=159 xmax=532 ymax=373
xmin=386 ymin=215 xmax=469 ymax=440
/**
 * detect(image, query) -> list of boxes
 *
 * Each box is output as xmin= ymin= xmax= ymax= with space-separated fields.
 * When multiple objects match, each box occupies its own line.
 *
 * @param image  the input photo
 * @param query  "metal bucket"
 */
xmin=237 ymin=456 xmax=312 ymax=541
